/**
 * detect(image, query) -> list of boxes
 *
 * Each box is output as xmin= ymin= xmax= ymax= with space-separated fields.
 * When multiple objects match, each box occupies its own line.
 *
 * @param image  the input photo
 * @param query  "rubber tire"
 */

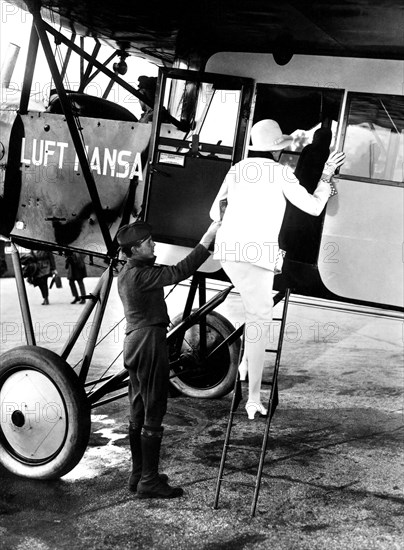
xmin=169 ymin=310 xmax=240 ymax=399
xmin=0 ymin=345 xmax=91 ymax=479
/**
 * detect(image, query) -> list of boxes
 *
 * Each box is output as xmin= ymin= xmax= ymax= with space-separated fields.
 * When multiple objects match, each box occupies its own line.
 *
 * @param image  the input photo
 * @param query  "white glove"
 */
xmin=200 ymin=221 xmax=221 ymax=249
xmin=323 ymin=151 xmax=346 ymax=179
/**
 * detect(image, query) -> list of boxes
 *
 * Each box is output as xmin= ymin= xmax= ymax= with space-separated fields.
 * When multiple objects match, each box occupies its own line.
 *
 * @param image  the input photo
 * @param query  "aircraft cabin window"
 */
xmin=159 ymin=78 xmax=240 ymax=159
xmin=252 ymin=83 xmax=343 ymax=172
xmin=340 ymin=93 xmax=404 ymax=185
xmin=196 ymin=83 xmax=240 ymax=149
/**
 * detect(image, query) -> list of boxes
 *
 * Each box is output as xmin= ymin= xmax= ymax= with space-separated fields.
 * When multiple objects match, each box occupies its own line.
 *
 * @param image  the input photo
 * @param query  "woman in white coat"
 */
xmin=210 ymin=119 xmax=345 ymax=419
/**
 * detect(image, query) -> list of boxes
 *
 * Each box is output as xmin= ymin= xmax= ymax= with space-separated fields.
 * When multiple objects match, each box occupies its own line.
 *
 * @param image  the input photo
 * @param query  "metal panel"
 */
xmin=318 ymin=179 xmax=404 ymax=308
xmin=10 ymin=113 xmax=152 ymax=255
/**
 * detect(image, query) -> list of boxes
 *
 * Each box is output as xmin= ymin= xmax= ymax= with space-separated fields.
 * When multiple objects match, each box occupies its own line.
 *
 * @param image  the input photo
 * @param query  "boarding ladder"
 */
xmin=213 ymin=288 xmax=291 ymax=517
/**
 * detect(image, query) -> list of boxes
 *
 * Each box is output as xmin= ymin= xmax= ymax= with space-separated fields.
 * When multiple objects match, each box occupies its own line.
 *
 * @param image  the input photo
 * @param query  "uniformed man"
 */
xmin=117 ymin=220 xmax=220 ymax=498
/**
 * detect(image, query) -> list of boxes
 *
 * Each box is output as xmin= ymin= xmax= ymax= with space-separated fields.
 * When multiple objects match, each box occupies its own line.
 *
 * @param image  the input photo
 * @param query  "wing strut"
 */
xmin=39 ymin=18 xmax=185 ymax=130
xmin=19 ymin=20 xmax=39 ymax=114
xmin=26 ymin=2 xmax=114 ymax=255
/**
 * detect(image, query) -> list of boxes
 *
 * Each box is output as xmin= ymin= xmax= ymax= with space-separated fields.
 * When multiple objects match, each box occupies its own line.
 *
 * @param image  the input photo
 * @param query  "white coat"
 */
xmin=209 ymin=157 xmax=331 ymax=270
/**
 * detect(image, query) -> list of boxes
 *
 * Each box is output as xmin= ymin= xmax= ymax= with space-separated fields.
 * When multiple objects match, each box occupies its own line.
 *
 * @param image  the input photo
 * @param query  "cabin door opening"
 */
xmin=251 ymin=83 xmax=344 ymax=265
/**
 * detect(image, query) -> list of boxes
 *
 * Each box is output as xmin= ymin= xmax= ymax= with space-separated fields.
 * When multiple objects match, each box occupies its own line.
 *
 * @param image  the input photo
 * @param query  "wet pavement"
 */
xmin=0 ymin=276 xmax=403 ymax=549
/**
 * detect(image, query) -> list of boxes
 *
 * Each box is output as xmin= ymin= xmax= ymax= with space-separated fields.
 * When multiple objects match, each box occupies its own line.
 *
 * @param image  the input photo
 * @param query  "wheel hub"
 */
xmin=11 ymin=410 xmax=25 ymax=428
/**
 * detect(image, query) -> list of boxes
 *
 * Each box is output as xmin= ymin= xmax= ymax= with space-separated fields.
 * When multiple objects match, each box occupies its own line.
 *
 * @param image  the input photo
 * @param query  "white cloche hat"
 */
xmin=249 ymin=119 xmax=293 ymax=151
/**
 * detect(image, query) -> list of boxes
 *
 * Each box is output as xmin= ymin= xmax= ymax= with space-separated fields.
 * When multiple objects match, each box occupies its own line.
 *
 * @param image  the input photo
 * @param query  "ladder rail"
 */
xmin=250 ymin=287 xmax=291 ymax=516
xmin=213 ymin=329 xmax=245 ymax=509
xmin=213 ymin=288 xmax=292 ymax=516
xmin=213 ymin=374 xmax=241 ymax=509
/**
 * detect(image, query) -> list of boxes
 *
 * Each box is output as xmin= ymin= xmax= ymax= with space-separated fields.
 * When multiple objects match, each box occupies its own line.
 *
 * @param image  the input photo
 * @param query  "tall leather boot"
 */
xmin=136 ymin=426 xmax=183 ymax=499
xmin=128 ymin=422 xmax=168 ymax=492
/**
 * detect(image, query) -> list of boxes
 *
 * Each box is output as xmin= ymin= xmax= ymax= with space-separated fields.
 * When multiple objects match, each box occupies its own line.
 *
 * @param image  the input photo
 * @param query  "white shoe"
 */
xmin=245 ymin=401 xmax=267 ymax=420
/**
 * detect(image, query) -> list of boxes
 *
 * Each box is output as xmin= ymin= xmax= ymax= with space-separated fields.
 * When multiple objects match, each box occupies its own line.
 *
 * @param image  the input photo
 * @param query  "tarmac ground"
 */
xmin=0 ymin=275 xmax=403 ymax=550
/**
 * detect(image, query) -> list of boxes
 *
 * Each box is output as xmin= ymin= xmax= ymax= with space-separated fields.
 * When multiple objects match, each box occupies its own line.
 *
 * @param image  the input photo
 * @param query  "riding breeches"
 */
xmin=123 ymin=325 xmax=169 ymax=428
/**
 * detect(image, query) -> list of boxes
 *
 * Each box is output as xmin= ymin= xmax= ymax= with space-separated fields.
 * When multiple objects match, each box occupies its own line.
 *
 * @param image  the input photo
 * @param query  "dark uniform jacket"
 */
xmin=65 ymin=253 xmax=87 ymax=280
xmin=118 ymin=244 xmax=210 ymax=334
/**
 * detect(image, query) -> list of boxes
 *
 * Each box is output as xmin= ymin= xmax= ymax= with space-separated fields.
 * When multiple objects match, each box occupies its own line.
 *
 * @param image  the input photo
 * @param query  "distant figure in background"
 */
xmin=28 ymin=250 xmax=57 ymax=305
xmin=137 ymin=76 xmax=157 ymax=123
xmin=65 ymin=251 xmax=87 ymax=304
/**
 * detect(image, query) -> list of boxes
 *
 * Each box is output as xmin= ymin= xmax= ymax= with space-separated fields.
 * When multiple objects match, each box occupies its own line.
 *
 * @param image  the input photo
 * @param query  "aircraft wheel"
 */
xmin=0 ymin=346 xmax=91 ymax=479
xmin=169 ymin=311 xmax=240 ymax=399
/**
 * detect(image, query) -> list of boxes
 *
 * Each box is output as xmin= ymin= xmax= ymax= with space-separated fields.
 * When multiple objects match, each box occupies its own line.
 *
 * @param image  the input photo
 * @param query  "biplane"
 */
xmin=0 ymin=0 xmax=403 ymax=480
